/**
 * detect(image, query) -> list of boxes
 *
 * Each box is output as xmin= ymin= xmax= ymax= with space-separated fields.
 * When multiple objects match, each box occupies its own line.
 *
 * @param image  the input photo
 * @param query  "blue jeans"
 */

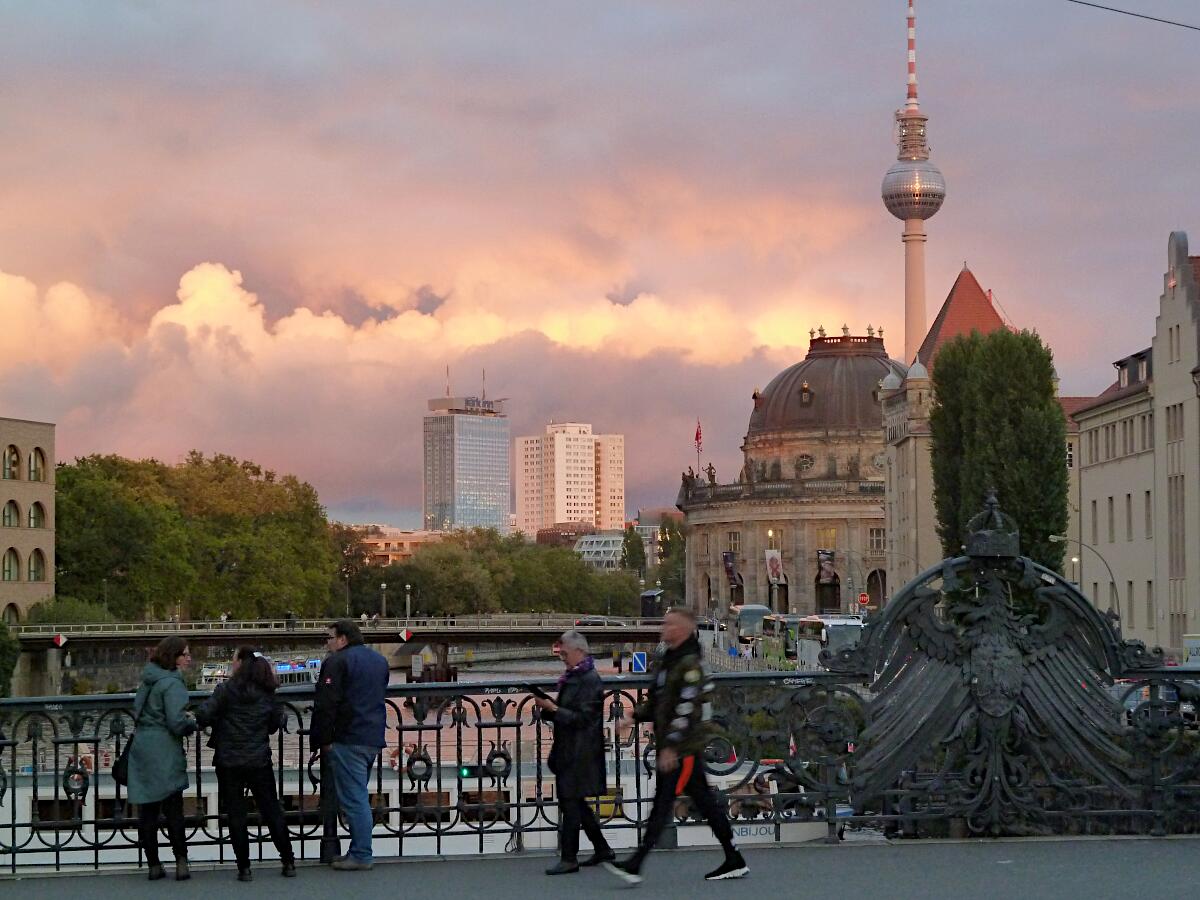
xmin=329 ymin=743 xmax=379 ymax=863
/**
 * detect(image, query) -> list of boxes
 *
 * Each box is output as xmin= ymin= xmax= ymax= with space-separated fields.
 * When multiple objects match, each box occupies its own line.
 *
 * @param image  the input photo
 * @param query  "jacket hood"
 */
xmin=140 ymin=662 xmax=184 ymax=687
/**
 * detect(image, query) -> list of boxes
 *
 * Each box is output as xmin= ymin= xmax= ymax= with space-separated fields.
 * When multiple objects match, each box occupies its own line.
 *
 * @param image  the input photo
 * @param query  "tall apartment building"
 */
xmin=1 ymin=418 xmax=55 ymax=623
xmin=423 ymin=396 xmax=510 ymax=532
xmin=514 ymin=423 xmax=625 ymax=536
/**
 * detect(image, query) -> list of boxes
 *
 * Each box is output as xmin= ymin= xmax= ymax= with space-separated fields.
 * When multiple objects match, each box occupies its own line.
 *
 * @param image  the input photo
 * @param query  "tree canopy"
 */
xmin=929 ymin=329 xmax=1068 ymax=571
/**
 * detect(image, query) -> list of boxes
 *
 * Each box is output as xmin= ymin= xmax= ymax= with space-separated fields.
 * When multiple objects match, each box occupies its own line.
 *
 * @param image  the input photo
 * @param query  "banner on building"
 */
xmin=816 ymin=549 xmax=837 ymax=584
xmin=722 ymin=551 xmax=739 ymax=586
xmin=764 ymin=549 xmax=783 ymax=585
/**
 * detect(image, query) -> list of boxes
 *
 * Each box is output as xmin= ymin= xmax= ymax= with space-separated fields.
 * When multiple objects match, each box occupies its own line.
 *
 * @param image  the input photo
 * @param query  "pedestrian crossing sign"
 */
xmin=632 ymin=651 xmax=648 ymax=673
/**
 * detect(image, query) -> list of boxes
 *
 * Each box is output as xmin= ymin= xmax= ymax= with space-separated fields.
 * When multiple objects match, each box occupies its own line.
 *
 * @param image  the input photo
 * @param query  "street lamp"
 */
xmin=1049 ymin=535 xmax=1119 ymax=618
xmin=344 ymin=572 xmax=351 ymax=616
xmin=405 ymin=583 xmax=412 ymax=619
xmin=380 ymin=582 xmax=388 ymax=619
xmin=1070 ymin=556 xmax=1080 ymax=585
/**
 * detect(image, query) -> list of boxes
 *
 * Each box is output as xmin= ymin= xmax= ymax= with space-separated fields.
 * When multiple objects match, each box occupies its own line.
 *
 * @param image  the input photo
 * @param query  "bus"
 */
xmin=726 ymin=604 xmax=772 ymax=651
xmin=792 ymin=615 xmax=865 ymax=670
xmin=762 ymin=614 xmax=805 ymax=664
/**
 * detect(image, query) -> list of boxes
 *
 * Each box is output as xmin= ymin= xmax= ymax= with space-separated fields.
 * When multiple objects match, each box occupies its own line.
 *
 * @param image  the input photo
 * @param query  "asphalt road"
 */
xmin=6 ymin=837 xmax=1197 ymax=900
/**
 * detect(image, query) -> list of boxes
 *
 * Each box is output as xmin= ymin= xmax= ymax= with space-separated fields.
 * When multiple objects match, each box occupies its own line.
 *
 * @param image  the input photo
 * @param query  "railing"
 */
xmin=680 ymin=479 xmax=886 ymax=505
xmin=4 ymin=663 xmax=1200 ymax=875
xmin=9 ymin=615 xmax=664 ymax=639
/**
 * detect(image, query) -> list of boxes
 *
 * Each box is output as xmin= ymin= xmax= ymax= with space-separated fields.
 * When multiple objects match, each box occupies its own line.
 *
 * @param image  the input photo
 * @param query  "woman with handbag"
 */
xmin=128 ymin=635 xmax=197 ymax=881
xmin=194 ymin=646 xmax=296 ymax=881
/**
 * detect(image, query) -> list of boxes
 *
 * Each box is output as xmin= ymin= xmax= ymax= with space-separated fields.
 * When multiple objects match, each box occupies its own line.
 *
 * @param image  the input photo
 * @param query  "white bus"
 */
xmin=792 ymin=615 xmax=865 ymax=670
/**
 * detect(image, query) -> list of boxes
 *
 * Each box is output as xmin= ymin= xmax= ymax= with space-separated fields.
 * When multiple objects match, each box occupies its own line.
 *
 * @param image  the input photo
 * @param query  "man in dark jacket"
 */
xmin=604 ymin=608 xmax=747 ymax=886
xmin=311 ymin=619 xmax=390 ymax=871
xmin=534 ymin=630 xmax=614 ymax=875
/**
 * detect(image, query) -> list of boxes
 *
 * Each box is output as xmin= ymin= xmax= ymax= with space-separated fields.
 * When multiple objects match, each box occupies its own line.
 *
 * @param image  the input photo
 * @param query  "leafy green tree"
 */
xmin=655 ymin=520 xmax=687 ymax=604
xmin=0 ymin=621 xmax=17 ymax=697
xmin=27 ymin=596 xmax=116 ymax=624
xmin=929 ymin=329 xmax=1068 ymax=571
xmin=620 ymin=525 xmax=647 ymax=575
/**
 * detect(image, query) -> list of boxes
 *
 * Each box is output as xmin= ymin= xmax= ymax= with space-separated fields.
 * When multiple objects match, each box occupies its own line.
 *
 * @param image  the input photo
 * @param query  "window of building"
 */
xmin=1065 ymin=440 xmax=1074 ymax=469
xmin=1137 ymin=359 xmax=1147 ymax=382
xmin=2 ymin=446 xmax=17 ymax=480
xmin=1145 ymin=491 xmax=1152 ymax=540
xmin=701 ymin=532 xmax=710 ymax=559
xmin=815 ymin=527 xmax=836 ymax=551
xmin=1090 ymin=500 xmax=1098 ymax=546
xmin=1107 ymin=496 xmax=1114 ymax=543
xmin=1127 ymin=581 xmax=1134 ymax=626
xmin=2 ymin=501 xmax=17 ymax=528
xmin=869 ymin=528 xmax=886 ymax=553
xmin=766 ymin=529 xmax=780 ymax=551
xmin=1118 ymin=367 xmax=1128 ymax=388
xmin=1146 ymin=580 xmax=1154 ymax=630
xmin=726 ymin=531 xmax=740 ymax=555
xmin=1125 ymin=493 xmax=1133 ymax=542
xmin=28 ymin=448 xmax=46 ymax=482
xmin=27 ymin=549 xmax=45 ymax=582
xmin=2 ymin=548 xmax=17 ymax=581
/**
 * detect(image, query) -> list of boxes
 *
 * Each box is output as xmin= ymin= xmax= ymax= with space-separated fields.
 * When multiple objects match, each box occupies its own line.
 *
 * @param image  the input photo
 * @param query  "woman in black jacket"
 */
xmin=195 ymin=646 xmax=296 ymax=881
xmin=533 ymin=630 xmax=613 ymax=875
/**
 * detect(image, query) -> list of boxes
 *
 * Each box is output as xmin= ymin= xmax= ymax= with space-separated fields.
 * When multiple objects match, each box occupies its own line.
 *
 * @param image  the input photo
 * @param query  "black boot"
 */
xmin=175 ymin=858 xmax=191 ymax=881
xmin=147 ymin=863 xmax=166 ymax=881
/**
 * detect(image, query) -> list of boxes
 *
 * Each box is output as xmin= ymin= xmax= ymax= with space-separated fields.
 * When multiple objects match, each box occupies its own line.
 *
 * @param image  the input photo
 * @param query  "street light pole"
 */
xmin=1049 ymin=535 xmax=1119 ymax=618
xmin=344 ymin=573 xmax=350 ymax=616
xmin=405 ymin=583 xmax=412 ymax=620
xmin=380 ymin=582 xmax=388 ymax=619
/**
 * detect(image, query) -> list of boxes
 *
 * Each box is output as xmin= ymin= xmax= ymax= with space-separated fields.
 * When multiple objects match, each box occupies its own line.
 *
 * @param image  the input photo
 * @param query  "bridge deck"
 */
xmin=8 ymin=837 xmax=1196 ymax=899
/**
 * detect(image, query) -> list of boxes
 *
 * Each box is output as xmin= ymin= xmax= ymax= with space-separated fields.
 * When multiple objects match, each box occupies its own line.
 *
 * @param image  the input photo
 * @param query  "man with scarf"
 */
xmin=534 ymin=630 xmax=615 ymax=875
xmin=604 ymin=608 xmax=747 ymax=885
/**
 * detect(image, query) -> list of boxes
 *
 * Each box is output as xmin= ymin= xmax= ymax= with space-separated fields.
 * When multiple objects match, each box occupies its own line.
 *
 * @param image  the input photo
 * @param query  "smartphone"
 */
xmin=528 ymin=685 xmax=552 ymax=700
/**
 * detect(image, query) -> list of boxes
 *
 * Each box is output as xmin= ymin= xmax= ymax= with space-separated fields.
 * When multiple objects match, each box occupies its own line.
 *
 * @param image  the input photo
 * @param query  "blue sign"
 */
xmin=631 ymin=651 xmax=648 ymax=674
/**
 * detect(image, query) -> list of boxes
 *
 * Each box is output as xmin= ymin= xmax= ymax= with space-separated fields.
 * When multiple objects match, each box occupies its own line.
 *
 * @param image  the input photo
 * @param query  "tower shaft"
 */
xmin=903 ymin=219 xmax=927 ymax=364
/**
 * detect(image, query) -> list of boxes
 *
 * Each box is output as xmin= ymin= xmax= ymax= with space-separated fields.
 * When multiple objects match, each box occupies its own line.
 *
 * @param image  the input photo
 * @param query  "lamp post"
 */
xmin=343 ymin=573 xmax=351 ymax=616
xmin=767 ymin=528 xmax=776 ymax=612
xmin=405 ymin=583 xmax=412 ymax=620
xmin=1049 ymin=535 xmax=1119 ymax=619
xmin=380 ymin=582 xmax=388 ymax=619
xmin=1070 ymin=556 xmax=1079 ymax=585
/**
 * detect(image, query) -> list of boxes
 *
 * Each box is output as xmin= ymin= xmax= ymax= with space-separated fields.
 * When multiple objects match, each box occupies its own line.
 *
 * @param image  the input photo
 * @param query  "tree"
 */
xmin=620 ymin=525 xmax=647 ymax=575
xmin=655 ymin=520 xmax=687 ymax=604
xmin=27 ymin=596 xmax=116 ymax=624
xmin=0 ymin=621 xmax=17 ymax=697
xmin=929 ymin=329 xmax=1068 ymax=571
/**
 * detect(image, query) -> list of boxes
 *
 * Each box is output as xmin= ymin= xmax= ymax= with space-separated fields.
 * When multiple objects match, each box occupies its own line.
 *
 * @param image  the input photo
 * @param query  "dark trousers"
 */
xmin=137 ymin=791 xmax=187 ymax=866
xmin=218 ymin=764 xmax=294 ymax=869
xmin=558 ymin=797 xmax=611 ymax=862
xmin=629 ymin=754 xmax=737 ymax=872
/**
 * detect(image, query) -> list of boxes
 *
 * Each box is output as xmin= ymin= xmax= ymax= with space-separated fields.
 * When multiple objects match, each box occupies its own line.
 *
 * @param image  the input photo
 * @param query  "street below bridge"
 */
xmin=8 ymin=837 xmax=1197 ymax=899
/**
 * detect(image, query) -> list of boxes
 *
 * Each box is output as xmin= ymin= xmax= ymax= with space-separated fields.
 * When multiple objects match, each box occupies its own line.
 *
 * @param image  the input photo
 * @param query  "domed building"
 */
xmin=678 ymin=328 xmax=904 ymax=616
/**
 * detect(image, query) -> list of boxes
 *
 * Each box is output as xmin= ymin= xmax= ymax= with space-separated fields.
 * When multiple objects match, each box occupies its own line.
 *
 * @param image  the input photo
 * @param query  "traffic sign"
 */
xmin=858 ymin=593 xmax=869 ymax=607
xmin=52 ymin=633 xmax=68 ymax=648
xmin=631 ymin=651 xmax=648 ymax=673
xmin=397 ymin=628 xmax=413 ymax=642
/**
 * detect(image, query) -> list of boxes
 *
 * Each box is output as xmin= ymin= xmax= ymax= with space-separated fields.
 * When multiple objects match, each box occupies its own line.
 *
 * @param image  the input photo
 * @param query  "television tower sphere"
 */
xmin=882 ymin=158 xmax=945 ymax=221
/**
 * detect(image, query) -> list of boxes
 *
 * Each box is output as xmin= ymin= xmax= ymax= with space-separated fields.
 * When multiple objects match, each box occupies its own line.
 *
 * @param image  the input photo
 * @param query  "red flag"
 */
xmin=694 ymin=419 xmax=702 ymax=452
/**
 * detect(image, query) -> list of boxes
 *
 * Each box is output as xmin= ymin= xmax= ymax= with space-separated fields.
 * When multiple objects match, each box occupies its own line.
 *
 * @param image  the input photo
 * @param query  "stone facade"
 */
xmin=0 ymin=417 xmax=56 ymax=622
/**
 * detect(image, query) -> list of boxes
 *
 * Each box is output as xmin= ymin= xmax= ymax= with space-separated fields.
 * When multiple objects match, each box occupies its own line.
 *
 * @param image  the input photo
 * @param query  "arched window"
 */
xmin=2 ymin=548 xmax=19 ymax=581
xmin=2 ymin=446 xmax=18 ymax=480
xmin=27 ymin=549 xmax=45 ymax=582
xmin=28 ymin=502 xmax=45 ymax=529
xmin=2 ymin=500 xmax=18 ymax=528
xmin=28 ymin=448 xmax=46 ymax=482
xmin=1 ymin=603 xmax=18 ymax=625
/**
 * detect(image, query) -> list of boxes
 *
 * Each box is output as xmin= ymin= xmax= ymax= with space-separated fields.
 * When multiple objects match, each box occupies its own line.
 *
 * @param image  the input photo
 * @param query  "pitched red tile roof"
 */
xmin=1057 ymin=396 xmax=1094 ymax=433
xmin=916 ymin=267 xmax=1007 ymax=367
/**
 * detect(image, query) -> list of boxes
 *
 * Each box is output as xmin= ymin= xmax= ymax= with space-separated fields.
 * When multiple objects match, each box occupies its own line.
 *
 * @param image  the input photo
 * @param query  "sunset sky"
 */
xmin=1 ymin=1 xmax=1197 ymax=524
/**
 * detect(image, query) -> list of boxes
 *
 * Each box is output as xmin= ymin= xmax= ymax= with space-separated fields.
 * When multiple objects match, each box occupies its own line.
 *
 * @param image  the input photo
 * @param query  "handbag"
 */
xmin=113 ymin=688 xmax=151 ymax=787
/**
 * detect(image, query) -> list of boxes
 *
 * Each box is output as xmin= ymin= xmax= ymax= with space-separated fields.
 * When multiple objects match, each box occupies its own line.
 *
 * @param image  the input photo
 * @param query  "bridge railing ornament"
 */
xmin=2 ymin=497 xmax=1199 ymax=873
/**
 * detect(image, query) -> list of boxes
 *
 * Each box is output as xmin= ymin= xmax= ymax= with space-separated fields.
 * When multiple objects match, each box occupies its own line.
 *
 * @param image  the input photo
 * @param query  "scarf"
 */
xmin=557 ymin=653 xmax=595 ymax=688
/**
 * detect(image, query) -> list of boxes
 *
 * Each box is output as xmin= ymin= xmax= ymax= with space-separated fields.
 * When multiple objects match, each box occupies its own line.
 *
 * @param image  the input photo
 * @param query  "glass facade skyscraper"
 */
xmin=423 ymin=396 xmax=510 ymax=531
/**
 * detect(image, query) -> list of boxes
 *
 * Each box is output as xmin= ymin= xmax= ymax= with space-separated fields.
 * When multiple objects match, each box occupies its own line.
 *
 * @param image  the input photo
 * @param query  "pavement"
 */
xmin=5 ymin=836 xmax=1199 ymax=899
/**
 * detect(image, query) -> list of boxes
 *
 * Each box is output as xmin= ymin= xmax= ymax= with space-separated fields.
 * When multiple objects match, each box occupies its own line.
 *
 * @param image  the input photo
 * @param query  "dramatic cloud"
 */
xmin=0 ymin=2 xmax=1197 ymax=520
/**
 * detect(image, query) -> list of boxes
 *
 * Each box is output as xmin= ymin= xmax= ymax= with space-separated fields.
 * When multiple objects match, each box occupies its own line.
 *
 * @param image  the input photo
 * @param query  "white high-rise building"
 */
xmin=515 ymin=423 xmax=625 ymax=537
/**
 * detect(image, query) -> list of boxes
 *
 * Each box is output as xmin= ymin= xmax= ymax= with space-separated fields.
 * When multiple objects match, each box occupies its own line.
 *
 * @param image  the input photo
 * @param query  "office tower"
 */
xmin=423 ymin=396 xmax=510 ymax=531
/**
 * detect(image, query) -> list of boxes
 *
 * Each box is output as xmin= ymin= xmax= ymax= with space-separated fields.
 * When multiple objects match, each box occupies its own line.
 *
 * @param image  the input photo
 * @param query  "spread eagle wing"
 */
xmin=1018 ymin=563 xmax=1133 ymax=793
xmin=852 ymin=572 xmax=972 ymax=801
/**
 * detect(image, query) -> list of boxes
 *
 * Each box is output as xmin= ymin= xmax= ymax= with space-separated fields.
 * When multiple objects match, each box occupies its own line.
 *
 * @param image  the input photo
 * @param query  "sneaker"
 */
xmin=544 ymin=860 xmax=580 ymax=875
xmin=704 ymin=853 xmax=749 ymax=881
xmin=331 ymin=856 xmax=374 ymax=871
xmin=146 ymin=863 xmax=166 ymax=881
xmin=602 ymin=859 xmax=643 ymax=886
xmin=580 ymin=850 xmax=615 ymax=867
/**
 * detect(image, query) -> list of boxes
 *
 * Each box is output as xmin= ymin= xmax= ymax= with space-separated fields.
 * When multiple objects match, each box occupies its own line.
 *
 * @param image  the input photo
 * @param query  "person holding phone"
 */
xmin=533 ymin=630 xmax=614 ymax=875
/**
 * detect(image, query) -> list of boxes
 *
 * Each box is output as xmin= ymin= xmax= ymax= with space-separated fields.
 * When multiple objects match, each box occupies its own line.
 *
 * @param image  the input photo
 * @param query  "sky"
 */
xmin=1 ymin=1 xmax=1198 ymax=526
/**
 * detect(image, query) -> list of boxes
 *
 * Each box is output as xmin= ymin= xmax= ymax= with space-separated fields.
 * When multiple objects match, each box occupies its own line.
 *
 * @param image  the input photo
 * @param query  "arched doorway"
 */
xmin=867 ymin=569 xmax=887 ymax=607
xmin=775 ymin=576 xmax=790 ymax=613
xmin=2 ymin=603 xmax=19 ymax=625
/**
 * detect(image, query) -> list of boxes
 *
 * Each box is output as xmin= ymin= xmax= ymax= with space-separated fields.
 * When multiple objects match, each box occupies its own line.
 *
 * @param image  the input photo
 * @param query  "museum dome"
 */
xmin=746 ymin=330 xmax=906 ymax=438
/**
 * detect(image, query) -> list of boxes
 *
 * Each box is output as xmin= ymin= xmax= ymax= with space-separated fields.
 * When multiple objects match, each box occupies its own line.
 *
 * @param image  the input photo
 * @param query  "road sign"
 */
xmin=631 ymin=651 xmax=648 ymax=673
xmin=397 ymin=628 xmax=413 ymax=642
xmin=52 ymin=633 xmax=68 ymax=648
xmin=858 ymin=593 xmax=869 ymax=607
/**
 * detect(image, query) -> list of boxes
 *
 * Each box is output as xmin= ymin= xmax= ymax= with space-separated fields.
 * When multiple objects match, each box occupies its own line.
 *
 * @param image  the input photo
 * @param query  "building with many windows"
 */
xmin=423 ymin=396 xmax=510 ymax=532
xmin=572 ymin=532 xmax=624 ymax=571
xmin=514 ymin=423 xmax=625 ymax=537
xmin=1074 ymin=232 xmax=1200 ymax=655
xmin=1 ymin=417 xmax=55 ymax=623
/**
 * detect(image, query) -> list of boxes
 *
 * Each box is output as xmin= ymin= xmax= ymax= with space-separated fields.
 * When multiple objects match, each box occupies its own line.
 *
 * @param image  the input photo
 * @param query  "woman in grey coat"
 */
xmin=128 ymin=636 xmax=196 ymax=881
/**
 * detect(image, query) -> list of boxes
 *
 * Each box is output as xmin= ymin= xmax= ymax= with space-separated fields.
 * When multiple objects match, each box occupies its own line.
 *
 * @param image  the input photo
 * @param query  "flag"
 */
xmin=694 ymin=419 xmax=702 ymax=453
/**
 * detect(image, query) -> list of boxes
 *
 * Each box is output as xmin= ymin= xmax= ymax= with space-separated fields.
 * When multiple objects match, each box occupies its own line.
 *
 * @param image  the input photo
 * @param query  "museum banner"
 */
xmin=764 ymin=549 xmax=783 ymax=584
xmin=722 ymin=551 xmax=739 ymax=585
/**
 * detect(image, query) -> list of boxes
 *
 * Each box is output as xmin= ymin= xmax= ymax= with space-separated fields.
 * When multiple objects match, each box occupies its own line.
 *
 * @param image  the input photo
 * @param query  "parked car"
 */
xmin=1108 ymin=681 xmax=1197 ymax=729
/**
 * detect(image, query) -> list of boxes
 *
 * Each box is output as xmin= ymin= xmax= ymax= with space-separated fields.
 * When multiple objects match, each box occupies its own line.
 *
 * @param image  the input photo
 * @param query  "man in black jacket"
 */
xmin=534 ymin=630 xmax=615 ymax=875
xmin=604 ymin=608 xmax=747 ymax=886
xmin=310 ymin=619 xmax=390 ymax=871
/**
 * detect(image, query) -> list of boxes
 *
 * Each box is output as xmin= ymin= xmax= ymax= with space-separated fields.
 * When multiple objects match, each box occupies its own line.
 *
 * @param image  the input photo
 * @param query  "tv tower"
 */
xmin=881 ymin=0 xmax=946 ymax=364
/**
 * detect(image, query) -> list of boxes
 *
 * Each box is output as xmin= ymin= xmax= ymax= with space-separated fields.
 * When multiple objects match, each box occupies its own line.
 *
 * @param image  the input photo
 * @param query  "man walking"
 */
xmin=604 ymin=608 xmax=747 ymax=886
xmin=311 ymin=619 xmax=390 ymax=871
